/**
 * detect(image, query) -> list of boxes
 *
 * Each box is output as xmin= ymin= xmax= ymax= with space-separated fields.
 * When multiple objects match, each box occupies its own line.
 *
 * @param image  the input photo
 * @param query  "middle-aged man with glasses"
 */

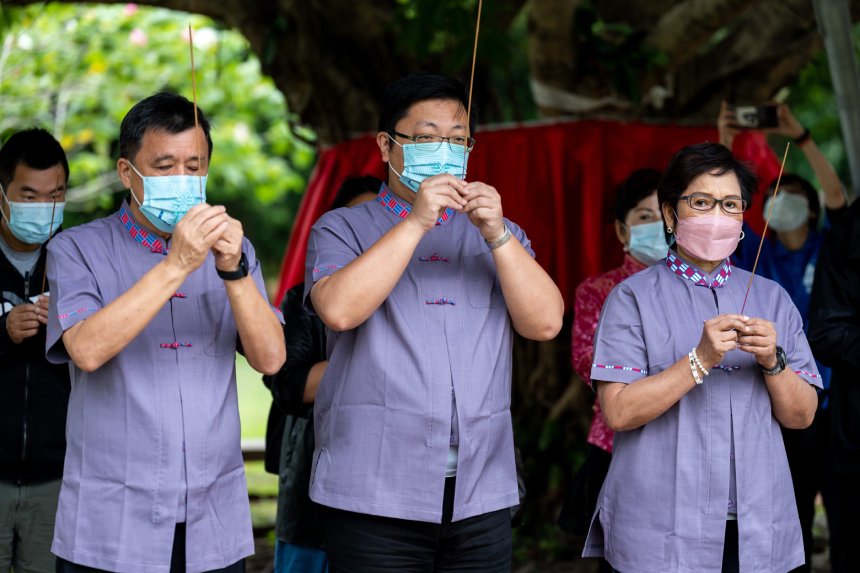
xmin=304 ymin=71 xmax=564 ymax=571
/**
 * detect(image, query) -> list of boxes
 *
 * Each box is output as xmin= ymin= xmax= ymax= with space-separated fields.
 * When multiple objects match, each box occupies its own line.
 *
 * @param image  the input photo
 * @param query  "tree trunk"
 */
xmin=4 ymin=0 xmax=854 ymax=140
xmin=525 ymin=0 xmax=859 ymax=123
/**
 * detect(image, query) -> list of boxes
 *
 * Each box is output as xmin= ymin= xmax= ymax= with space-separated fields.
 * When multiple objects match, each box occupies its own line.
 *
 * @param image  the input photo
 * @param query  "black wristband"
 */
xmin=793 ymin=127 xmax=811 ymax=146
xmin=216 ymin=252 xmax=249 ymax=281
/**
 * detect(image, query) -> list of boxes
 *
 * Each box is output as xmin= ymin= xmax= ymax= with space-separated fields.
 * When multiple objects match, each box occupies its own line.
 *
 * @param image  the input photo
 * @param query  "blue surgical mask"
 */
xmin=128 ymin=162 xmax=207 ymax=233
xmin=626 ymin=220 xmax=669 ymax=265
xmin=0 ymin=182 xmax=64 ymax=245
xmin=388 ymin=136 xmax=469 ymax=193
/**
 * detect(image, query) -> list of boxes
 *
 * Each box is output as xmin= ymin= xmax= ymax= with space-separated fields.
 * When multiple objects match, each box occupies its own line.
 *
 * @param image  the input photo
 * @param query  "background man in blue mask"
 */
xmin=0 ymin=128 xmax=71 ymax=573
xmin=305 ymin=71 xmax=564 ymax=571
xmin=45 ymin=91 xmax=286 ymax=573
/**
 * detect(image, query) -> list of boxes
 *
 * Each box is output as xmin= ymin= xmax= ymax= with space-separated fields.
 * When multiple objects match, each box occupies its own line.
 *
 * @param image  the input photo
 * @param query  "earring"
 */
xmin=739 ymin=231 xmax=745 ymax=240
xmin=666 ymin=227 xmax=673 ymax=234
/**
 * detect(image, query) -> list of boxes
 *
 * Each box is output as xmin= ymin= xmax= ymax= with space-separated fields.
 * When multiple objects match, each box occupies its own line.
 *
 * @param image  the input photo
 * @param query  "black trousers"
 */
xmin=558 ymin=444 xmax=613 ymax=573
xmin=783 ymin=407 xmax=833 ymax=573
xmin=323 ymin=477 xmax=512 ymax=572
xmin=611 ymin=520 xmax=738 ymax=573
xmin=55 ymin=523 xmax=245 ymax=573
xmin=828 ymin=463 xmax=860 ymax=573
xmin=721 ymin=520 xmax=739 ymax=573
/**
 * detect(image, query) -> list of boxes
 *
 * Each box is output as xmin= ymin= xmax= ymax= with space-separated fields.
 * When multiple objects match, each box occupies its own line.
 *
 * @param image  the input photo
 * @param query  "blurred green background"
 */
xmin=0 ymin=3 xmax=316 ymax=283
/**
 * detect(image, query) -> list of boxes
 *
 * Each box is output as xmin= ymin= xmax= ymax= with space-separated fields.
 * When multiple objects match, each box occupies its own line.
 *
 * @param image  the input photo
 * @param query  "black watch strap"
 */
xmin=217 ymin=252 xmax=249 ymax=281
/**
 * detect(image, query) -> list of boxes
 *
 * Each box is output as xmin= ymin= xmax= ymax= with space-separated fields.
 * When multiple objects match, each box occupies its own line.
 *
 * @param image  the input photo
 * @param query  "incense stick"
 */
xmin=188 ymin=24 xmax=203 ymax=199
xmin=466 ymin=0 xmax=483 ymax=134
xmin=740 ymin=141 xmax=790 ymax=314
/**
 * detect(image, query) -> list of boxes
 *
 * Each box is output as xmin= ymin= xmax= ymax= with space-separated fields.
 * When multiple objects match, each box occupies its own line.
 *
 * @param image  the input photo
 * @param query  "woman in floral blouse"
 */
xmin=560 ymin=168 xmax=667 ymax=559
xmin=573 ymin=168 xmax=668 ymax=451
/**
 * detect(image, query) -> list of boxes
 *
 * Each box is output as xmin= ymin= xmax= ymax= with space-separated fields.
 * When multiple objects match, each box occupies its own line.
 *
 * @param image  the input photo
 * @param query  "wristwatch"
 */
xmin=216 ymin=252 xmax=249 ymax=281
xmin=761 ymin=345 xmax=787 ymax=376
xmin=486 ymin=225 xmax=512 ymax=250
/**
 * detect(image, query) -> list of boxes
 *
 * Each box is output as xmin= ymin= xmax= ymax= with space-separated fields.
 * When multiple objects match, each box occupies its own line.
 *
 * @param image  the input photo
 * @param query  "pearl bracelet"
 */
xmin=688 ymin=352 xmax=703 ymax=385
xmin=691 ymin=348 xmax=709 ymax=376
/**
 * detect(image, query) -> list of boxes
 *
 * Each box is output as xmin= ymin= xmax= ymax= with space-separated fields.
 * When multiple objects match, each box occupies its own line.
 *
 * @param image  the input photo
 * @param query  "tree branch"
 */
xmin=527 ymin=0 xmax=579 ymax=106
xmin=5 ymin=0 xmax=860 ymax=141
xmin=644 ymin=0 xmax=764 ymax=70
xmin=671 ymin=0 xmax=822 ymax=119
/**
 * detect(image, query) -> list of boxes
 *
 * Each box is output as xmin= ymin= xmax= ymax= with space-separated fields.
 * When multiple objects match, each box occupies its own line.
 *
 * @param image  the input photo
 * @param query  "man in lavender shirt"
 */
xmin=45 ymin=92 xmax=285 ymax=573
xmin=305 ymin=72 xmax=564 ymax=571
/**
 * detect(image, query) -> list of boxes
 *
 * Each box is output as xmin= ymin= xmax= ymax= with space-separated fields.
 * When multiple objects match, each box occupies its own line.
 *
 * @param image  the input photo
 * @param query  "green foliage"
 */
xmin=0 ymin=3 xmax=315 ymax=283
xmin=780 ymin=23 xmax=860 ymax=193
xmin=395 ymin=0 xmax=480 ymax=70
xmin=573 ymin=1 xmax=667 ymax=103
xmin=394 ymin=0 xmax=536 ymax=122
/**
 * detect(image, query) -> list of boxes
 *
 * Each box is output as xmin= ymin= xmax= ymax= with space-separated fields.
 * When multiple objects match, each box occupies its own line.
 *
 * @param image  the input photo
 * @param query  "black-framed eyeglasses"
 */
xmin=389 ymin=131 xmax=476 ymax=152
xmin=679 ymin=193 xmax=748 ymax=214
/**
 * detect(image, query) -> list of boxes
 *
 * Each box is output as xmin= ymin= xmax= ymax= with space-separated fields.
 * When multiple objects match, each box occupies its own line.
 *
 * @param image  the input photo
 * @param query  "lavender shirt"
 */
xmin=45 ymin=204 xmax=280 ymax=573
xmin=304 ymin=184 xmax=533 ymax=523
xmin=583 ymin=252 xmax=821 ymax=573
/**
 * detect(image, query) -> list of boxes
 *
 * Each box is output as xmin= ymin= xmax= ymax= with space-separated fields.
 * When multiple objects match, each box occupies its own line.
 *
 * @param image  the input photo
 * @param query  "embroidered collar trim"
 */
xmin=665 ymin=250 xmax=731 ymax=289
xmin=119 ymin=203 xmax=168 ymax=254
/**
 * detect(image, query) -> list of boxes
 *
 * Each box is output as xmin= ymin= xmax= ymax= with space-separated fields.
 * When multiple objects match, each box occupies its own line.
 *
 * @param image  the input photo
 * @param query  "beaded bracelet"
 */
xmin=688 ymin=352 xmax=703 ymax=384
xmin=691 ymin=347 xmax=709 ymax=376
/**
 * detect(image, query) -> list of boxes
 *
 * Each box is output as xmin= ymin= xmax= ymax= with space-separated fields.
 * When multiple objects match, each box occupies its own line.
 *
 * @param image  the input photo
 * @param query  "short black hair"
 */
xmin=768 ymin=173 xmax=820 ymax=229
xmin=614 ymin=168 xmax=662 ymax=223
xmin=331 ymin=175 xmax=382 ymax=210
xmin=119 ymin=91 xmax=213 ymax=162
xmin=658 ymin=142 xmax=757 ymax=244
xmin=0 ymin=128 xmax=69 ymax=189
xmin=378 ymin=72 xmax=477 ymax=135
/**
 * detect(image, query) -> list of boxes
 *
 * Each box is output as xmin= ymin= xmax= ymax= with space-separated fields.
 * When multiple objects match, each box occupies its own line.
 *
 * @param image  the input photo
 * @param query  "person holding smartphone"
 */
xmin=0 ymin=129 xmax=71 ymax=573
xmin=719 ymin=100 xmax=848 ymax=573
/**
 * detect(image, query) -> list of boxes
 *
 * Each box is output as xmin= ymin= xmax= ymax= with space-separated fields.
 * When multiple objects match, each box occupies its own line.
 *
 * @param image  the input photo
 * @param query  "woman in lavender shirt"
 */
xmin=583 ymin=143 xmax=821 ymax=573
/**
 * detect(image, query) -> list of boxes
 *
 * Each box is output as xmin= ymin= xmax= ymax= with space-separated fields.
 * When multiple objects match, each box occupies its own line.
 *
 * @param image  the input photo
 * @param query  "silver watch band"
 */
xmin=486 ymin=225 xmax=511 ymax=250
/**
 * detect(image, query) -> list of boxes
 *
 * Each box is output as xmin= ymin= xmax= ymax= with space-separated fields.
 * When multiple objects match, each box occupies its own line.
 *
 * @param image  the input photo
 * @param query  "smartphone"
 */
xmin=729 ymin=104 xmax=779 ymax=129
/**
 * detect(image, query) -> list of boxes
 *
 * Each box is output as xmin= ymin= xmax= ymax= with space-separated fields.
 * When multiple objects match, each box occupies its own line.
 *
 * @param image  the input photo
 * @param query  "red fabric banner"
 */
xmin=274 ymin=120 xmax=778 ymax=308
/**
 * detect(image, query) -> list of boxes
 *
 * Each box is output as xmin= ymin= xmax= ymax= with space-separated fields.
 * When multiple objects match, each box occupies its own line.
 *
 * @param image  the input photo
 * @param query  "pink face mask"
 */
xmin=675 ymin=215 xmax=743 ymax=262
